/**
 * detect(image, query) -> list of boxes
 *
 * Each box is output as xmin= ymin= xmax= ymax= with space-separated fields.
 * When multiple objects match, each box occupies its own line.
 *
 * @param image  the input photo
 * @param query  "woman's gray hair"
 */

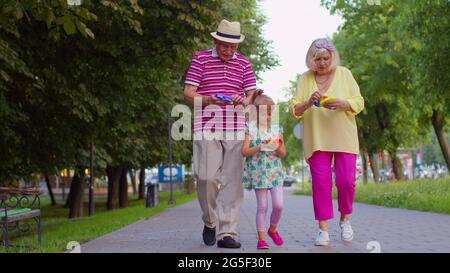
xmin=305 ymin=38 xmax=340 ymax=71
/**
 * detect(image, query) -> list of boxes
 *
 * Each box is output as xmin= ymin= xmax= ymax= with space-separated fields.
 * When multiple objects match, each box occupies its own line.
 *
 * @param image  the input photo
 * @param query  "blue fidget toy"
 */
xmin=216 ymin=94 xmax=233 ymax=103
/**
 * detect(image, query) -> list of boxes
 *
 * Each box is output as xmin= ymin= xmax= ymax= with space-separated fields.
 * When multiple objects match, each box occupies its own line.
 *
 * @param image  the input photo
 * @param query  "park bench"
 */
xmin=0 ymin=187 xmax=42 ymax=247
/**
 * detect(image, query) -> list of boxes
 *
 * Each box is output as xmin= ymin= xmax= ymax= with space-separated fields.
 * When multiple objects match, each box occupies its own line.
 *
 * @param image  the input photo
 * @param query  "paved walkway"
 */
xmin=80 ymin=186 xmax=450 ymax=253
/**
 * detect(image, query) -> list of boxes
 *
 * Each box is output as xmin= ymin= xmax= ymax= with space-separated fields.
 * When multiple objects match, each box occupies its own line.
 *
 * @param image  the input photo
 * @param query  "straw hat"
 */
xmin=211 ymin=19 xmax=245 ymax=43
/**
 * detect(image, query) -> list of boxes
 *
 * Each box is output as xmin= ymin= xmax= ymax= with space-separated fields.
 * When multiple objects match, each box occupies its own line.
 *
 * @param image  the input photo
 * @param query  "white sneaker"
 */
xmin=315 ymin=230 xmax=330 ymax=246
xmin=340 ymin=220 xmax=354 ymax=242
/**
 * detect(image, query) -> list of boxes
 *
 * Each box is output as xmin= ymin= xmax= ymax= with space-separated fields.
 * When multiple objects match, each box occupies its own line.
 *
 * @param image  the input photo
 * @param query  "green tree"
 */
xmin=219 ymin=0 xmax=279 ymax=79
xmin=422 ymin=132 xmax=450 ymax=165
xmin=392 ymin=0 xmax=450 ymax=170
xmin=322 ymin=0 xmax=428 ymax=180
xmin=0 ymin=0 xmax=279 ymax=218
xmin=280 ymin=77 xmax=302 ymax=168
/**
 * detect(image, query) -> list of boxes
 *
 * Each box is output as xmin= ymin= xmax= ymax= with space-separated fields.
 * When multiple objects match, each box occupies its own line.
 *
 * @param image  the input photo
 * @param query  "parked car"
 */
xmin=283 ymin=176 xmax=297 ymax=187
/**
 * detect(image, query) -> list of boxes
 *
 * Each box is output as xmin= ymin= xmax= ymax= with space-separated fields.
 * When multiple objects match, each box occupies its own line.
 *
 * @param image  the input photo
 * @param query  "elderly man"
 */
xmin=183 ymin=19 xmax=257 ymax=248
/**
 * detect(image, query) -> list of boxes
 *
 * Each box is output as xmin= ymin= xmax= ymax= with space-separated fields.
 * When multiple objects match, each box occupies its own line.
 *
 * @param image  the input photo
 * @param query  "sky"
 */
xmin=257 ymin=0 xmax=344 ymax=102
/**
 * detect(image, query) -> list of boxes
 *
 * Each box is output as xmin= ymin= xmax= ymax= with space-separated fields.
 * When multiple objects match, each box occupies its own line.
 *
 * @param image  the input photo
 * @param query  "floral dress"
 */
xmin=242 ymin=123 xmax=284 ymax=189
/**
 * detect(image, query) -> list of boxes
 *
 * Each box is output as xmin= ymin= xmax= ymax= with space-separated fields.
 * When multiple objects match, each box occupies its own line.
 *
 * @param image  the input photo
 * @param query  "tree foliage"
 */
xmin=0 ymin=1 xmax=279 ymax=216
xmin=318 ymin=0 xmax=449 ymax=177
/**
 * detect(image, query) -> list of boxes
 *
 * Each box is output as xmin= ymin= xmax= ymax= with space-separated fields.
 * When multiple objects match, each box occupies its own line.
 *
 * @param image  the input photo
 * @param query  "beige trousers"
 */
xmin=193 ymin=136 xmax=244 ymax=240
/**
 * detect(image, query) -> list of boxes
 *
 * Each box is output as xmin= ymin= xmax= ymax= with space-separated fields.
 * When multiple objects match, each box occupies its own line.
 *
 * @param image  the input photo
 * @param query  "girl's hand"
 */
xmin=251 ymin=144 xmax=262 ymax=155
xmin=242 ymin=136 xmax=262 ymax=157
xmin=277 ymin=136 xmax=284 ymax=145
xmin=275 ymin=135 xmax=286 ymax=158
xmin=322 ymin=98 xmax=351 ymax=111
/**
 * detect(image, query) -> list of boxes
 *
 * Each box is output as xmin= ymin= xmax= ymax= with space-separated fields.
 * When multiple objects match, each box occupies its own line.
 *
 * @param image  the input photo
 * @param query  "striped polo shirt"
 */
xmin=185 ymin=47 xmax=257 ymax=132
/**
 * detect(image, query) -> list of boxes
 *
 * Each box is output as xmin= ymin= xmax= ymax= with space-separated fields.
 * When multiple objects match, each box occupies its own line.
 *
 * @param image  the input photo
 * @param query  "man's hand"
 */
xmin=244 ymin=89 xmax=257 ymax=106
xmin=183 ymin=85 xmax=227 ymax=106
xmin=241 ymin=96 xmax=252 ymax=107
xmin=183 ymin=84 xmax=199 ymax=105
xmin=209 ymin=94 xmax=224 ymax=105
xmin=231 ymin=94 xmax=245 ymax=105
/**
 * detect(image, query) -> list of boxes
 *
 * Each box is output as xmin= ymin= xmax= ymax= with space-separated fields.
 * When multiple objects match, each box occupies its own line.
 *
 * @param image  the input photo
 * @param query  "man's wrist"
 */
xmin=245 ymin=89 xmax=257 ymax=104
xmin=203 ymin=95 xmax=211 ymax=106
xmin=242 ymin=97 xmax=251 ymax=107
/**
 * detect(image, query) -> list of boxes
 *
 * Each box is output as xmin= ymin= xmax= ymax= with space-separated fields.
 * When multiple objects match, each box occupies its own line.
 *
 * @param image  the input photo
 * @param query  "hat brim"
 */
xmin=211 ymin=32 xmax=245 ymax=44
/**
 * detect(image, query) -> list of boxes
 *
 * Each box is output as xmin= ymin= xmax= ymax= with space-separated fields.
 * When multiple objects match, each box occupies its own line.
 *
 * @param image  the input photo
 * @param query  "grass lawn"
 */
xmin=294 ymin=176 xmax=450 ymax=214
xmin=0 ymin=191 xmax=197 ymax=253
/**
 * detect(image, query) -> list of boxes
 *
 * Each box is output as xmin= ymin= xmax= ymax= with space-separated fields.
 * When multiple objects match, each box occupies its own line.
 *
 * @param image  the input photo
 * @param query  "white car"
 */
xmin=283 ymin=176 xmax=297 ymax=187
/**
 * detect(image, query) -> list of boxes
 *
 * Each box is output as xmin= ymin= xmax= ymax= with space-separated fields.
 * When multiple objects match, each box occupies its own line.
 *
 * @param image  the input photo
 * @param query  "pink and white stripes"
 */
xmin=185 ymin=48 xmax=257 ymax=131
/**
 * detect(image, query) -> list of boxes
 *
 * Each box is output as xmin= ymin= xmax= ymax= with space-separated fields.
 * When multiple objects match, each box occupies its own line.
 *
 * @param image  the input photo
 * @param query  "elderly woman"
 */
xmin=292 ymin=38 xmax=364 ymax=246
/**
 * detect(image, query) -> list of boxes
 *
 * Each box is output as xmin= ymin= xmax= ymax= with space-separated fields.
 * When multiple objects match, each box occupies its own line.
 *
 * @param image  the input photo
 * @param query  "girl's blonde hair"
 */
xmin=306 ymin=38 xmax=340 ymax=71
xmin=253 ymin=94 xmax=275 ymax=107
xmin=249 ymin=94 xmax=276 ymax=133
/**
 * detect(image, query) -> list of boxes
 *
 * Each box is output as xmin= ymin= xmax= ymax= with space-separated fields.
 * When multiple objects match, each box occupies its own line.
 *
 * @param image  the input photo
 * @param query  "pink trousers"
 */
xmin=308 ymin=151 xmax=357 ymax=221
xmin=255 ymin=187 xmax=283 ymax=232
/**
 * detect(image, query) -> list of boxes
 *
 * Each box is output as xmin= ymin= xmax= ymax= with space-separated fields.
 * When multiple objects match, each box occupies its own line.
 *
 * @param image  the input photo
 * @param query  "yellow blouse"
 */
xmin=291 ymin=66 xmax=364 ymax=160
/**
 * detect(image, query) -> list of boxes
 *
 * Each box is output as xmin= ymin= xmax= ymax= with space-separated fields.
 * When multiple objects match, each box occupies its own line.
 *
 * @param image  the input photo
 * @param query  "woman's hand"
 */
xmin=293 ymin=91 xmax=320 ymax=117
xmin=308 ymin=91 xmax=322 ymax=107
xmin=322 ymin=98 xmax=352 ymax=111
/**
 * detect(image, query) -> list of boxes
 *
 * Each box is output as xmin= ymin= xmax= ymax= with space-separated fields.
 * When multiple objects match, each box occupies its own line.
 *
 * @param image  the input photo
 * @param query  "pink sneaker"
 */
xmin=267 ymin=230 xmax=284 ymax=246
xmin=257 ymin=240 xmax=270 ymax=249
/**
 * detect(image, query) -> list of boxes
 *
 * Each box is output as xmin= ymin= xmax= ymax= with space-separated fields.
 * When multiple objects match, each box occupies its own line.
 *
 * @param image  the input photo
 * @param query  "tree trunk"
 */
xmin=45 ymin=174 xmax=56 ymax=206
xmin=68 ymin=167 xmax=86 ymax=218
xmin=130 ymin=170 xmax=137 ymax=195
xmin=138 ymin=167 xmax=145 ymax=200
xmin=66 ymin=174 xmax=76 ymax=215
xmin=369 ymin=153 xmax=380 ymax=183
xmin=432 ymin=109 xmax=450 ymax=171
xmin=65 ymin=171 xmax=74 ymax=208
xmin=361 ymin=151 xmax=368 ymax=184
xmin=184 ymin=175 xmax=196 ymax=194
xmin=106 ymin=165 xmax=121 ymax=210
xmin=390 ymin=152 xmax=405 ymax=181
xmin=119 ymin=167 xmax=129 ymax=208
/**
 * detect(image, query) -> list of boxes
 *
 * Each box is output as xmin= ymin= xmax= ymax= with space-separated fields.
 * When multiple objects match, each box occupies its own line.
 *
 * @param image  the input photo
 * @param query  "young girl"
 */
xmin=242 ymin=94 xmax=286 ymax=249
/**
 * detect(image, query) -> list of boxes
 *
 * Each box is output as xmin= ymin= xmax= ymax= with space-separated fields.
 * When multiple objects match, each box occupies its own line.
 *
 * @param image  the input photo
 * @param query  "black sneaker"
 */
xmin=217 ymin=236 xmax=241 ymax=248
xmin=202 ymin=226 xmax=216 ymax=246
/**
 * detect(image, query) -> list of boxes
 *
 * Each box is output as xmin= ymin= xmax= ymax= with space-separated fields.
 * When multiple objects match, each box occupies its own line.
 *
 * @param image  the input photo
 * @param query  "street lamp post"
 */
xmin=88 ymin=142 xmax=95 ymax=216
xmin=293 ymin=123 xmax=304 ymax=189
xmin=301 ymin=141 xmax=305 ymax=189
xmin=61 ymin=170 xmax=65 ymax=201
xmin=167 ymin=108 xmax=175 ymax=204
